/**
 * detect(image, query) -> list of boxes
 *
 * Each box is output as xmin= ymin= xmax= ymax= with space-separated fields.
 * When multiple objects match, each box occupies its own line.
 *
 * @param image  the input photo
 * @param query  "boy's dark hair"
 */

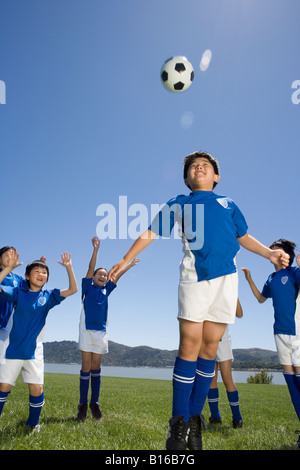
xmin=93 ymin=267 xmax=108 ymax=276
xmin=25 ymin=260 xmax=49 ymax=285
xmin=183 ymin=151 xmax=220 ymax=189
xmin=269 ymin=239 xmax=296 ymax=266
xmin=0 ymin=246 xmax=16 ymax=258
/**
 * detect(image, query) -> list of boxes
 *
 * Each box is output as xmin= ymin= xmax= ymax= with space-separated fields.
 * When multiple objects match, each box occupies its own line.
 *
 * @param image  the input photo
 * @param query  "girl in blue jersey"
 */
xmin=0 ymin=250 xmax=77 ymax=432
xmin=242 ymin=239 xmax=300 ymax=447
xmin=109 ymin=150 xmax=290 ymax=450
xmin=77 ymin=236 xmax=139 ymax=420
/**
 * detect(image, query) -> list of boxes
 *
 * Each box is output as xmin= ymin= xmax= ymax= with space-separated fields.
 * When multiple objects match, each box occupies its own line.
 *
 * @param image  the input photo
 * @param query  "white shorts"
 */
xmin=216 ymin=325 xmax=234 ymax=362
xmin=0 ymin=344 xmax=44 ymax=386
xmin=275 ymin=333 xmax=300 ymax=367
xmin=178 ymin=272 xmax=238 ymax=324
xmin=78 ymin=329 xmax=108 ymax=355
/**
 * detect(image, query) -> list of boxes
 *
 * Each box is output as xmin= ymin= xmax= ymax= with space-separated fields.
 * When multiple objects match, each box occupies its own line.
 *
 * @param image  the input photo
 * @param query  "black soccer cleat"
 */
xmin=188 ymin=415 xmax=202 ymax=450
xmin=166 ymin=415 xmax=190 ymax=450
xmin=77 ymin=402 xmax=88 ymax=420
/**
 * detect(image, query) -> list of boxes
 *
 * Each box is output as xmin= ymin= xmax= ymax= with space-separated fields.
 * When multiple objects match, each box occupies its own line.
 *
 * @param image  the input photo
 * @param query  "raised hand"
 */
xmin=7 ymin=250 xmax=23 ymax=270
xmin=58 ymin=252 xmax=73 ymax=269
xmin=92 ymin=236 xmax=100 ymax=250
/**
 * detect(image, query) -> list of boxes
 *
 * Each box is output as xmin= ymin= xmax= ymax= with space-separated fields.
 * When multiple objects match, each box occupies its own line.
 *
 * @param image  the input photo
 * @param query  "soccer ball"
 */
xmin=160 ymin=56 xmax=194 ymax=93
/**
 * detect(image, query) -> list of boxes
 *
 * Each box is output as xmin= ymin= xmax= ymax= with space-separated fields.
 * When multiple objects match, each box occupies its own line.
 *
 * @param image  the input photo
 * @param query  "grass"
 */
xmin=0 ymin=373 xmax=299 ymax=450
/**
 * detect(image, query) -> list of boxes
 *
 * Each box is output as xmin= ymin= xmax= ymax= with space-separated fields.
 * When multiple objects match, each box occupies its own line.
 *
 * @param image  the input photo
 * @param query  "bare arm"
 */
xmin=238 ymin=234 xmax=290 ymax=268
xmin=241 ymin=267 xmax=267 ymax=304
xmin=58 ymin=253 xmax=78 ymax=298
xmin=86 ymin=236 xmax=100 ymax=278
xmin=236 ymin=298 xmax=243 ymax=318
xmin=109 ymin=229 xmax=157 ymax=282
xmin=113 ymin=258 xmax=139 ymax=283
xmin=0 ymin=251 xmax=23 ymax=291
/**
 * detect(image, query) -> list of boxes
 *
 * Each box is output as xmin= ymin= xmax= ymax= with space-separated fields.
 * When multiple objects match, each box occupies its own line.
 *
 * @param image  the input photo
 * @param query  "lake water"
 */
xmin=44 ymin=363 xmax=286 ymax=385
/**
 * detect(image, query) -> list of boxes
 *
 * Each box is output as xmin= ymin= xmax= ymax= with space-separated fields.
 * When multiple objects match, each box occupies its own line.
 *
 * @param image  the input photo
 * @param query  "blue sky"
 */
xmin=0 ymin=0 xmax=299 ymax=352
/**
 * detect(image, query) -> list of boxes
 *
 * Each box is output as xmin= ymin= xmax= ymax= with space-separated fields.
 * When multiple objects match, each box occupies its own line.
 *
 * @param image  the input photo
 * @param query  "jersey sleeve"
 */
xmin=81 ymin=277 xmax=93 ymax=300
xmin=0 ymin=285 xmax=18 ymax=303
xmin=293 ymin=267 xmax=300 ymax=286
xmin=261 ymin=279 xmax=271 ymax=299
xmin=230 ymin=200 xmax=248 ymax=239
xmin=105 ymin=280 xmax=117 ymax=295
xmin=48 ymin=289 xmax=66 ymax=309
xmin=149 ymin=197 xmax=181 ymax=237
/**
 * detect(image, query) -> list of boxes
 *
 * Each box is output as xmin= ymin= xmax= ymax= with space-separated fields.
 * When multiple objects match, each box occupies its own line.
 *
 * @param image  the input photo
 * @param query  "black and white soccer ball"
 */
xmin=160 ymin=56 xmax=194 ymax=93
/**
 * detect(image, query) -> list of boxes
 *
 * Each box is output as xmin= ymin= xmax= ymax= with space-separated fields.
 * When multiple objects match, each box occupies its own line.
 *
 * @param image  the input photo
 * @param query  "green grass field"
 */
xmin=0 ymin=373 xmax=299 ymax=450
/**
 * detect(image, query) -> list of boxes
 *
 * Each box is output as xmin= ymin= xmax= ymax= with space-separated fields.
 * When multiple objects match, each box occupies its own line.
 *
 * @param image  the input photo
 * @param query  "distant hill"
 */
xmin=43 ymin=341 xmax=280 ymax=370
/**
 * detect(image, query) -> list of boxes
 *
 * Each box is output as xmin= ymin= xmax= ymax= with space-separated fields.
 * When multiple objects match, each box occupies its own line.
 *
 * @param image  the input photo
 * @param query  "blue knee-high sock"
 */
xmin=90 ymin=369 xmax=101 ymax=403
xmin=189 ymin=356 xmax=216 ymax=417
xmin=227 ymin=390 xmax=242 ymax=420
xmin=284 ymin=372 xmax=300 ymax=421
xmin=26 ymin=393 xmax=45 ymax=426
xmin=79 ymin=370 xmax=90 ymax=404
xmin=0 ymin=391 xmax=10 ymax=416
xmin=208 ymin=387 xmax=221 ymax=419
xmin=172 ymin=356 xmax=197 ymax=422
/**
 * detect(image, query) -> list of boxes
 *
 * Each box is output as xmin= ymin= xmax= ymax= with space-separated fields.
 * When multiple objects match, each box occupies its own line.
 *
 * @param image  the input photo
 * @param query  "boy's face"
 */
xmin=25 ymin=266 xmax=48 ymax=291
xmin=0 ymin=249 xmax=16 ymax=268
xmin=93 ymin=268 xmax=108 ymax=287
xmin=185 ymin=157 xmax=219 ymax=191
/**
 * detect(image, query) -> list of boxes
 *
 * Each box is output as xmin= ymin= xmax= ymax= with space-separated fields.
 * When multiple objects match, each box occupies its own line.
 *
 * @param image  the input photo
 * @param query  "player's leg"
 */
xmin=0 ymin=383 xmax=12 ymax=416
xmin=188 ymin=321 xmax=226 ymax=449
xmin=89 ymin=353 xmax=102 ymax=419
xmin=219 ymin=359 xmax=242 ymax=427
xmin=166 ymin=319 xmax=202 ymax=450
xmin=208 ymin=362 xmax=222 ymax=423
xmin=78 ymin=350 xmax=92 ymax=419
xmin=0 ymin=360 xmax=22 ymax=418
xmin=27 ymin=383 xmax=44 ymax=430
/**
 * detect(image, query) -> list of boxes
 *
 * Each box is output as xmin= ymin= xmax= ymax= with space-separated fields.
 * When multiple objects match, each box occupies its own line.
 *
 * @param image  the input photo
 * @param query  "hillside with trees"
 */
xmin=43 ymin=341 xmax=281 ymax=370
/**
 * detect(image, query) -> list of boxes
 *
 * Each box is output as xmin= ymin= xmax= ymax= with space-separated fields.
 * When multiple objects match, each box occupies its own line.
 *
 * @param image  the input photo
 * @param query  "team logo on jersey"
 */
xmin=13 ymin=280 xmax=18 ymax=287
xmin=216 ymin=198 xmax=228 ymax=209
xmin=281 ymin=276 xmax=288 ymax=285
xmin=38 ymin=296 xmax=46 ymax=306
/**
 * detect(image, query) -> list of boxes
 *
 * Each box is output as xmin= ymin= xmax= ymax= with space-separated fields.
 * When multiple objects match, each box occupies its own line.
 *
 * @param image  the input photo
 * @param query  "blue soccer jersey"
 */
xmin=262 ymin=266 xmax=300 ymax=335
xmin=149 ymin=191 xmax=248 ymax=282
xmin=81 ymin=278 xmax=117 ymax=331
xmin=0 ymin=285 xmax=65 ymax=359
xmin=0 ymin=268 xmax=27 ymax=330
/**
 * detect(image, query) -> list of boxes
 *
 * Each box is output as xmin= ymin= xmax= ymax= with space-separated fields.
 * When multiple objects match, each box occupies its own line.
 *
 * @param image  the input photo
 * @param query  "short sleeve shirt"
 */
xmin=149 ymin=191 xmax=248 ymax=282
xmin=81 ymin=278 xmax=117 ymax=331
xmin=262 ymin=266 xmax=300 ymax=335
xmin=0 ymin=285 xmax=65 ymax=359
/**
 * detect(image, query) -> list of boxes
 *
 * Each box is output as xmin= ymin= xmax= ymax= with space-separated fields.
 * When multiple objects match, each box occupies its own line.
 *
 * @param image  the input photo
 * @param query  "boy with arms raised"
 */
xmin=0 ymin=246 xmax=46 ymax=357
xmin=0 ymin=250 xmax=77 ymax=431
xmin=109 ymin=150 xmax=289 ymax=450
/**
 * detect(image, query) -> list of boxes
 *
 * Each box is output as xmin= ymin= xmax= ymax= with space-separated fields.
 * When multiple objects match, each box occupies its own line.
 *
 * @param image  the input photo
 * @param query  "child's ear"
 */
xmin=214 ymin=174 xmax=220 ymax=185
xmin=184 ymin=178 xmax=191 ymax=189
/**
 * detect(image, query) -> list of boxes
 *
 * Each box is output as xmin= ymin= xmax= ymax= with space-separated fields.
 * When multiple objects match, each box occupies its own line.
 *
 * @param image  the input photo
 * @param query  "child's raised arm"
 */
xmin=112 ymin=258 xmax=140 ymax=283
xmin=0 ymin=250 xmax=23 ymax=290
xmin=58 ymin=252 xmax=78 ymax=298
xmin=109 ymin=229 xmax=157 ymax=282
xmin=86 ymin=236 xmax=100 ymax=279
xmin=241 ymin=267 xmax=266 ymax=304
